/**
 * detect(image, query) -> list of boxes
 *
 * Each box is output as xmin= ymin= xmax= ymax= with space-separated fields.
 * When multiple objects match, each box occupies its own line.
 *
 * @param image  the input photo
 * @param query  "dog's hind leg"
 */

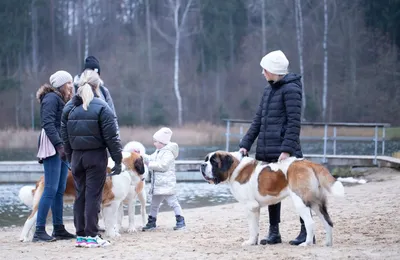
xmin=312 ymin=199 xmax=333 ymax=246
xmin=290 ymin=191 xmax=315 ymax=246
xmin=242 ymin=202 xmax=260 ymax=246
xmin=138 ymin=190 xmax=147 ymax=227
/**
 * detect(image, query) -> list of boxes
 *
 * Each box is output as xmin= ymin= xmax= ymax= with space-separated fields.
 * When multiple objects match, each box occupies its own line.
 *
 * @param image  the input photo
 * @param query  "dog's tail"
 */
xmin=18 ymin=185 xmax=36 ymax=208
xmin=313 ymin=164 xmax=345 ymax=198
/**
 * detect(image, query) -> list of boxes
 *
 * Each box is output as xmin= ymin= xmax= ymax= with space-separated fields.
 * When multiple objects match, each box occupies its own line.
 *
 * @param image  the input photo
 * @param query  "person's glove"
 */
xmin=110 ymin=163 xmax=122 ymax=176
xmin=56 ymin=144 xmax=67 ymax=162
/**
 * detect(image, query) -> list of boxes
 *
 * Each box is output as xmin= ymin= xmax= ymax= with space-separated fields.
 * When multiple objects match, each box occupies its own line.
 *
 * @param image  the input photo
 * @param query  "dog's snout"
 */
xmin=200 ymin=163 xmax=207 ymax=172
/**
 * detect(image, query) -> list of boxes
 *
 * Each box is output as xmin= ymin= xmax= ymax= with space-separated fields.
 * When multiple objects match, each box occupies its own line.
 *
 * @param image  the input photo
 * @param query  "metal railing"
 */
xmin=223 ymin=119 xmax=390 ymax=165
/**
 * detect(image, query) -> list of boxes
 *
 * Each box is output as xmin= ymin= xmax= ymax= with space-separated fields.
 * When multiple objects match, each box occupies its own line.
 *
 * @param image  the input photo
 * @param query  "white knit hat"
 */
xmin=49 ymin=70 xmax=73 ymax=88
xmin=260 ymin=50 xmax=289 ymax=75
xmin=153 ymin=127 xmax=173 ymax=144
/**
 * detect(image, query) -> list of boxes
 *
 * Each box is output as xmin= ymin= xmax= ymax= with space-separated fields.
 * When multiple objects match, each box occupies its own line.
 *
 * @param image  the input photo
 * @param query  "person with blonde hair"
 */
xmin=61 ymin=69 xmax=122 ymax=248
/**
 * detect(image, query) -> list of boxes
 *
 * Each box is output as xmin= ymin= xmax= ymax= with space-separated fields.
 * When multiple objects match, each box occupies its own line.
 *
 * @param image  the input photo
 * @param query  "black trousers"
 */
xmin=71 ymin=148 xmax=107 ymax=237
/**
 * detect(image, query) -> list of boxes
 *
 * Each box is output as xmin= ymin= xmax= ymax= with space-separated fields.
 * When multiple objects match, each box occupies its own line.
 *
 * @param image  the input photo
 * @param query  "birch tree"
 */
xmin=294 ymin=0 xmax=306 ymax=121
xmin=322 ymin=0 xmax=328 ymax=121
xmin=31 ymin=0 xmax=39 ymax=76
xmin=153 ymin=0 xmax=195 ymax=126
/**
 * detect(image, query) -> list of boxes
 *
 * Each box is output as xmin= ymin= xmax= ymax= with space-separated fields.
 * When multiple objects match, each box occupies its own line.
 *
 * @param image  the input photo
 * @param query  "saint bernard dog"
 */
xmin=19 ymin=143 xmax=148 ymax=242
xmin=200 ymin=151 xmax=345 ymax=247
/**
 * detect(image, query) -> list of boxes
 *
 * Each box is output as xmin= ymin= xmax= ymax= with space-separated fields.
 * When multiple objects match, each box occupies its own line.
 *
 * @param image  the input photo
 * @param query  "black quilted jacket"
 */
xmin=239 ymin=73 xmax=303 ymax=162
xmin=61 ymin=95 xmax=122 ymax=164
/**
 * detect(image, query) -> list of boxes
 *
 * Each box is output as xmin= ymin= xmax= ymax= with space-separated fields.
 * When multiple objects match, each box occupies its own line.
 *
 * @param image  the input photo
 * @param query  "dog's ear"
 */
xmin=134 ymin=156 xmax=145 ymax=175
xmin=220 ymin=154 xmax=234 ymax=173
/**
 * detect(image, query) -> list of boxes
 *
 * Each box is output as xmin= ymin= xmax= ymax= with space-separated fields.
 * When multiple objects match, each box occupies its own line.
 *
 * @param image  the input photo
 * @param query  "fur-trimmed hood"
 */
xmin=36 ymin=84 xmax=63 ymax=103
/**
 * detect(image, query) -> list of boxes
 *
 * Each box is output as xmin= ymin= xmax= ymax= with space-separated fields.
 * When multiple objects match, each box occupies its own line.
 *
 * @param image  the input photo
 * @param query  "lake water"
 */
xmin=0 ymin=182 xmax=236 ymax=227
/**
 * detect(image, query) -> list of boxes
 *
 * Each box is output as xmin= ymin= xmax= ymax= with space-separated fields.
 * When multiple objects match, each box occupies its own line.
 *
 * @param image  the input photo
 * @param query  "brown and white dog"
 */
xmin=200 ymin=151 xmax=345 ymax=247
xmin=19 ymin=150 xmax=146 ymax=242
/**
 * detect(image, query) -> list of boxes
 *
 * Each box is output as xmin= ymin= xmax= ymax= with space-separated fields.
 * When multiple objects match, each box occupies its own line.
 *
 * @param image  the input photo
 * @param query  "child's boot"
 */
xmin=173 ymin=215 xmax=186 ymax=230
xmin=142 ymin=215 xmax=157 ymax=231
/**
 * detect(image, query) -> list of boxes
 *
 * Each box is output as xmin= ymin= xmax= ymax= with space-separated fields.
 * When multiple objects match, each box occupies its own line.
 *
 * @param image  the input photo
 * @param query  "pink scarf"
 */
xmin=37 ymin=129 xmax=56 ymax=159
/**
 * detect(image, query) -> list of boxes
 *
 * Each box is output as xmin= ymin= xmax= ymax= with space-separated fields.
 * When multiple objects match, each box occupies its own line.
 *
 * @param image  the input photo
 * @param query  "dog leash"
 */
xmin=62 ymin=160 xmax=71 ymax=171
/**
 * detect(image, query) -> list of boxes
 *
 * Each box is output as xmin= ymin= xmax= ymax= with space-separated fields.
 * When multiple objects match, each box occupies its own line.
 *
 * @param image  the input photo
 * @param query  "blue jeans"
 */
xmin=36 ymin=154 xmax=69 ymax=227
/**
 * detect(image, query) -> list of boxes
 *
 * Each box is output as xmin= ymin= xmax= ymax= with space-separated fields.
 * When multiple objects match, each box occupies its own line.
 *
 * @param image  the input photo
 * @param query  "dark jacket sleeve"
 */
xmin=41 ymin=93 xmax=62 ymax=148
xmin=101 ymin=85 xmax=120 ymax=137
xmin=281 ymin=83 xmax=302 ymax=155
xmin=99 ymin=105 xmax=122 ymax=164
xmin=239 ymin=90 xmax=264 ymax=151
xmin=61 ymin=101 xmax=73 ymax=157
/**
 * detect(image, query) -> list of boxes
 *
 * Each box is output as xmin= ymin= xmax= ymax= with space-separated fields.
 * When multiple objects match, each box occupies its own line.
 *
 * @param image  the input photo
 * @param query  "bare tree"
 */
xmin=31 ymin=0 xmax=39 ymax=76
xmin=294 ymin=0 xmax=306 ymax=121
xmin=153 ymin=0 xmax=195 ymax=126
xmin=322 ymin=0 xmax=328 ymax=121
xmin=261 ymin=0 xmax=266 ymax=54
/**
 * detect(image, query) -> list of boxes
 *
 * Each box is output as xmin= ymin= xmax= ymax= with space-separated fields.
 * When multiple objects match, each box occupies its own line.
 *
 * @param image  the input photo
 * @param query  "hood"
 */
xmin=160 ymin=142 xmax=179 ymax=158
xmin=270 ymin=73 xmax=302 ymax=88
xmin=36 ymin=84 xmax=63 ymax=103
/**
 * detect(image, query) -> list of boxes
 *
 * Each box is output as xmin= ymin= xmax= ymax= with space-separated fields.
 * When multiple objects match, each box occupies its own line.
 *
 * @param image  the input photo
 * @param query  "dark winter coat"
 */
xmin=36 ymin=84 xmax=66 ymax=148
xmin=239 ymin=73 xmax=303 ymax=162
xmin=61 ymin=95 xmax=122 ymax=164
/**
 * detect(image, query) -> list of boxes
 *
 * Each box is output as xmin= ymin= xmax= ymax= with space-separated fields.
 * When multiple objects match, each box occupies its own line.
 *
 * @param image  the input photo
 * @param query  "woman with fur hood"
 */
xmin=34 ymin=70 xmax=75 ymax=242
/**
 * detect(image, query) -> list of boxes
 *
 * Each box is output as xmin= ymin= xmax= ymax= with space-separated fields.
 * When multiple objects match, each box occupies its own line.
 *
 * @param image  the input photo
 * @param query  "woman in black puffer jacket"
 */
xmin=61 ymin=69 xmax=122 ymax=247
xmin=239 ymin=50 xmax=309 ymax=246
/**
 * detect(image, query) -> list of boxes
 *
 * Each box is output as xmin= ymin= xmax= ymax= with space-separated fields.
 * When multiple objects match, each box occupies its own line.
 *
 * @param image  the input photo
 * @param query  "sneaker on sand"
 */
xmin=85 ymin=235 xmax=111 ymax=248
xmin=75 ymin=236 xmax=87 ymax=247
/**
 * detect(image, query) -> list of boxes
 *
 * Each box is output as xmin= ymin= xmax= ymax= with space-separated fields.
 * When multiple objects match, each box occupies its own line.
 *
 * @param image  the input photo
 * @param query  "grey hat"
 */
xmin=49 ymin=70 xmax=73 ymax=88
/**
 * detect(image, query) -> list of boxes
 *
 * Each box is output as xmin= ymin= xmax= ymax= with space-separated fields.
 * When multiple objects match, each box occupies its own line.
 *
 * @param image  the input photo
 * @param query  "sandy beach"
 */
xmin=1 ymin=167 xmax=400 ymax=260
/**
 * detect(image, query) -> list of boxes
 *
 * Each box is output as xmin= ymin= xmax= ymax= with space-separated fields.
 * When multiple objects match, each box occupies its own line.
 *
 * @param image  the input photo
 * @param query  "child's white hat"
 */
xmin=153 ymin=127 xmax=173 ymax=144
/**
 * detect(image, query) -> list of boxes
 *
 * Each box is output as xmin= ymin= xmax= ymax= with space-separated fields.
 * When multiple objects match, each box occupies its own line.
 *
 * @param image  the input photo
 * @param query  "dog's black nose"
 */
xmin=200 ymin=163 xmax=207 ymax=172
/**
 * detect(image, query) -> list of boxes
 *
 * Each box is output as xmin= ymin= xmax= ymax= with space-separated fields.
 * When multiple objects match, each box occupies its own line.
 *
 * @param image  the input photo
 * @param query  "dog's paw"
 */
xmin=299 ymin=241 xmax=312 ymax=247
xmin=325 ymin=240 xmax=332 ymax=247
xmin=241 ymin=239 xmax=258 ymax=246
xmin=127 ymin=227 xmax=137 ymax=233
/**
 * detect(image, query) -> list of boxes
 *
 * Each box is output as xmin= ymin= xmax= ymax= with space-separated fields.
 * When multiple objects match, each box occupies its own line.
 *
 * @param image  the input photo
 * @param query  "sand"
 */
xmin=1 ymin=168 xmax=400 ymax=260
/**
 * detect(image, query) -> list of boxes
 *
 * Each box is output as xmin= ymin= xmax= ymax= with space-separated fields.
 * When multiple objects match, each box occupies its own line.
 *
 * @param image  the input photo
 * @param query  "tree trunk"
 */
xmin=31 ymin=0 xmax=39 ymax=76
xmin=84 ymin=0 xmax=89 ymax=59
xmin=50 ymin=0 xmax=56 ymax=62
xmin=322 ymin=0 xmax=328 ymax=122
xmin=145 ymin=0 xmax=153 ymax=73
xmin=174 ymin=32 xmax=183 ymax=126
xmin=295 ymin=0 xmax=306 ymax=121
xmin=261 ymin=0 xmax=266 ymax=54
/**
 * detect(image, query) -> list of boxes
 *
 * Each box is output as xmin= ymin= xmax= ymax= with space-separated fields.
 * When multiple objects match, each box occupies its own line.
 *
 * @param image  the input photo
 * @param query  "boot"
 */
xmin=260 ymin=224 xmax=282 ymax=245
xmin=142 ymin=216 xmax=157 ymax=231
xmin=173 ymin=215 xmax=186 ymax=230
xmin=289 ymin=223 xmax=316 ymax=245
xmin=32 ymin=226 xmax=56 ymax=242
xmin=52 ymin=224 xmax=76 ymax=240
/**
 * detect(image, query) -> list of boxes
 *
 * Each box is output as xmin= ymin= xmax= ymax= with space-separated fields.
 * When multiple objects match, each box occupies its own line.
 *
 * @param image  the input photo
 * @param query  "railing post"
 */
xmin=225 ymin=120 xmax=231 ymax=151
xmin=333 ymin=126 xmax=337 ymax=155
xmin=382 ymin=126 xmax=386 ymax=155
xmin=374 ymin=125 xmax=378 ymax=164
xmin=323 ymin=124 xmax=328 ymax=163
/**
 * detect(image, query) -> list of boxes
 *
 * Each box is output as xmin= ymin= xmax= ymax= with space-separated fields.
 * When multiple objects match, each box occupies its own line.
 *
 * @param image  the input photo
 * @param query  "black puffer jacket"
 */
xmin=239 ymin=73 xmax=303 ymax=162
xmin=36 ymin=84 xmax=66 ymax=148
xmin=61 ymin=95 xmax=122 ymax=164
